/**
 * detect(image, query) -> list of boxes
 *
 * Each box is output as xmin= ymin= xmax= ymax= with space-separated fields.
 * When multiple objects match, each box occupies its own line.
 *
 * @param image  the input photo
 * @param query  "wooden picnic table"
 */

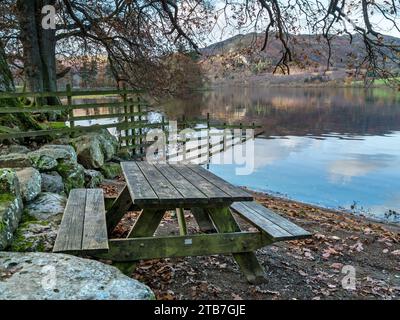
xmin=104 ymin=161 xmax=268 ymax=283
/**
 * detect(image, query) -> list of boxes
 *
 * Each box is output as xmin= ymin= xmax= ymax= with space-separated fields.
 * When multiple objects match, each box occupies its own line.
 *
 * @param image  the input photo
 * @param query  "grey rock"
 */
xmin=56 ymin=160 xmax=85 ymax=193
xmin=28 ymin=152 xmax=58 ymax=171
xmin=97 ymin=129 xmax=119 ymax=162
xmin=0 ymin=252 xmax=155 ymax=300
xmin=28 ymin=145 xmax=77 ymax=172
xmin=10 ymin=219 xmax=58 ymax=252
xmin=70 ymin=130 xmax=119 ymax=169
xmin=84 ymin=169 xmax=104 ymax=188
xmin=0 ymin=145 xmax=30 ymax=155
xmin=16 ymin=167 xmax=42 ymax=202
xmin=39 ymin=145 xmax=77 ymax=163
xmin=25 ymin=193 xmax=67 ymax=222
xmin=71 ymin=136 xmax=104 ymax=169
xmin=0 ymin=153 xmax=32 ymax=168
xmin=0 ymin=169 xmax=23 ymax=250
xmin=41 ymin=172 xmax=64 ymax=194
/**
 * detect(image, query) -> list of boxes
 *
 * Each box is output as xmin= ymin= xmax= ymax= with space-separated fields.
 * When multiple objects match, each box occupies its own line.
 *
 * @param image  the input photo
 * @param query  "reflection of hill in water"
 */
xmin=163 ymin=87 xmax=400 ymax=137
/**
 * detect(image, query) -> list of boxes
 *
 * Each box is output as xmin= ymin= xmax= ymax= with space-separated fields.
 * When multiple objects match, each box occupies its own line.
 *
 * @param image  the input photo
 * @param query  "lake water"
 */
xmin=162 ymin=87 xmax=400 ymax=223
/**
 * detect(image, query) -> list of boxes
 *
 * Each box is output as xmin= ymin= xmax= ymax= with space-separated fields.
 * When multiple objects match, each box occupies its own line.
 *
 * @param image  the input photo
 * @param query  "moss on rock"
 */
xmin=100 ymin=163 xmax=122 ymax=179
xmin=56 ymin=160 xmax=85 ymax=193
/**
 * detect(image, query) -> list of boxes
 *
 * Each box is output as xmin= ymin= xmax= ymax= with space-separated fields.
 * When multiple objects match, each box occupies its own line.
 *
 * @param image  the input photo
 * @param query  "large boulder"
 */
xmin=0 ymin=153 xmax=32 ymax=169
xmin=24 ymin=193 xmax=67 ymax=222
xmin=16 ymin=168 xmax=42 ymax=202
xmin=0 ymin=169 xmax=23 ymax=250
xmin=39 ymin=145 xmax=77 ymax=163
xmin=96 ymin=129 xmax=119 ymax=161
xmin=28 ymin=145 xmax=77 ymax=172
xmin=41 ymin=172 xmax=64 ymax=194
xmin=84 ymin=169 xmax=104 ymax=188
xmin=0 ymin=252 xmax=155 ymax=300
xmin=71 ymin=136 xmax=104 ymax=169
xmin=70 ymin=130 xmax=119 ymax=169
xmin=56 ymin=160 xmax=85 ymax=193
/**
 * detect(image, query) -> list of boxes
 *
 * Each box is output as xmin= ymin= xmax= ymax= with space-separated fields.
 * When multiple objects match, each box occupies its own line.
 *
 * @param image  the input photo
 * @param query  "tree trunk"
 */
xmin=0 ymin=41 xmax=15 ymax=92
xmin=0 ymin=40 xmax=42 ymax=134
xmin=16 ymin=0 xmax=59 ymax=106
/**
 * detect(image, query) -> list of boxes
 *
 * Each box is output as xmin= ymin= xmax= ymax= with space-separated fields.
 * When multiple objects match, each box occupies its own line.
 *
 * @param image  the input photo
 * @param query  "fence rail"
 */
xmin=0 ymin=87 xmax=149 ymax=156
xmin=0 ymin=87 xmax=264 ymax=161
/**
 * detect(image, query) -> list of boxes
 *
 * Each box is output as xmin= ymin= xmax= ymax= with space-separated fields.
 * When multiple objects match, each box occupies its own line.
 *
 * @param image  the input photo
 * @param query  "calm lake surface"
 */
xmin=162 ymin=87 xmax=400 ymax=223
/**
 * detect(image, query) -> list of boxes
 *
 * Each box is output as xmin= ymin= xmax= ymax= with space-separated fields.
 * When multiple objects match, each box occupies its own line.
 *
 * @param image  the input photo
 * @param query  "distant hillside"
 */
xmin=199 ymin=33 xmax=400 ymax=85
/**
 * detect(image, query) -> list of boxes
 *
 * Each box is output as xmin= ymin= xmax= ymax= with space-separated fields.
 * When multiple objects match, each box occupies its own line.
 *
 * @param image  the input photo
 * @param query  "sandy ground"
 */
xmin=102 ymin=182 xmax=400 ymax=300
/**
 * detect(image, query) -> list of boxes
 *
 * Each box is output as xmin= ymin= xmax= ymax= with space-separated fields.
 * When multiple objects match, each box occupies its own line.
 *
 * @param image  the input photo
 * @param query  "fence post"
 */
xmin=122 ymin=83 xmax=129 ymax=148
xmin=129 ymin=97 xmax=135 ymax=153
xmin=66 ymin=84 xmax=74 ymax=130
xmin=162 ymin=116 xmax=168 ymax=160
xmin=222 ymin=122 xmax=227 ymax=152
xmin=207 ymin=112 xmax=211 ymax=163
xmin=138 ymin=97 xmax=143 ymax=156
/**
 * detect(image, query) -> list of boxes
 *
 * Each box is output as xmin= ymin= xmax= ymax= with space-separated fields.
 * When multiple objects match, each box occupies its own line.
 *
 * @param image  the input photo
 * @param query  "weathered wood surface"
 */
xmin=82 ymin=189 xmax=108 ymax=251
xmin=188 ymin=165 xmax=253 ymax=200
xmin=136 ymin=161 xmax=183 ymax=203
xmin=230 ymin=201 xmax=312 ymax=241
xmin=53 ymin=189 xmax=109 ymax=253
xmin=95 ymin=232 xmax=270 ymax=261
xmin=121 ymin=162 xmax=249 ymax=208
xmin=106 ymin=186 xmax=137 ymax=233
xmin=207 ymin=207 xmax=266 ymax=284
xmin=0 ymin=88 xmax=143 ymax=99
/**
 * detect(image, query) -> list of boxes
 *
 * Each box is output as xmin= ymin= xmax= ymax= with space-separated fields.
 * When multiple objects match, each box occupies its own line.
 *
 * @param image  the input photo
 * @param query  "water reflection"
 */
xmin=163 ymin=87 xmax=400 ymax=137
xmin=163 ymin=87 xmax=400 ymax=223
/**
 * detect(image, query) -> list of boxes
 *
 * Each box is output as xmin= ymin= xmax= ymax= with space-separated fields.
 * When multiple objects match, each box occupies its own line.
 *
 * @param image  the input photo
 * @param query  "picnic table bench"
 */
xmin=54 ymin=161 xmax=311 ymax=283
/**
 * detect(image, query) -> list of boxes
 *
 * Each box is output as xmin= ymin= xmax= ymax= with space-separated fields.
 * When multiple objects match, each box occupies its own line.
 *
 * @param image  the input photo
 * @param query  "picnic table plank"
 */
xmin=230 ymin=202 xmax=294 ymax=241
xmin=53 ymin=189 xmax=87 ymax=252
xmin=135 ymin=162 xmax=183 ymax=202
xmin=187 ymin=165 xmax=253 ymax=200
xmin=172 ymin=164 xmax=232 ymax=201
xmin=243 ymin=201 xmax=311 ymax=237
xmin=121 ymin=162 xmax=158 ymax=205
xmin=82 ymin=189 xmax=109 ymax=251
xmin=156 ymin=164 xmax=208 ymax=202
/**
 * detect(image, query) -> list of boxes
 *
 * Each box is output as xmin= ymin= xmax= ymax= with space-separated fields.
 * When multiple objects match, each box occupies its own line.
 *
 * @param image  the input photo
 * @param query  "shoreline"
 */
xmin=105 ymin=180 xmax=400 ymax=300
xmin=249 ymin=189 xmax=400 ymax=231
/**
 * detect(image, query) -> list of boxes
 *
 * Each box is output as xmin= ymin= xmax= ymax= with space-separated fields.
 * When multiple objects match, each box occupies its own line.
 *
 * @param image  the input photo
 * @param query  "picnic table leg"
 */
xmin=176 ymin=208 xmax=188 ymax=236
xmin=207 ymin=207 xmax=266 ymax=284
xmin=113 ymin=209 xmax=166 ymax=275
xmin=191 ymin=208 xmax=216 ymax=233
xmin=106 ymin=186 xmax=133 ymax=234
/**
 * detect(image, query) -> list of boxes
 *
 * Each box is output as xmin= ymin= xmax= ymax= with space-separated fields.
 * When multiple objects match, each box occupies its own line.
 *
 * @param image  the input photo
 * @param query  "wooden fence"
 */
xmin=0 ymin=87 xmax=263 ymax=161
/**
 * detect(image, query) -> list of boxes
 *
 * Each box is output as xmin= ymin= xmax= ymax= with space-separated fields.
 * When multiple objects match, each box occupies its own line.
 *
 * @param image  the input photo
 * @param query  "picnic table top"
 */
xmin=121 ymin=162 xmax=253 ymax=208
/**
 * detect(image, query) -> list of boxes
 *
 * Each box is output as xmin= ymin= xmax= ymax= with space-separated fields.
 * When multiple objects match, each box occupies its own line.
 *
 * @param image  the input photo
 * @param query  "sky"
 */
xmin=205 ymin=0 xmax=400 ymax=45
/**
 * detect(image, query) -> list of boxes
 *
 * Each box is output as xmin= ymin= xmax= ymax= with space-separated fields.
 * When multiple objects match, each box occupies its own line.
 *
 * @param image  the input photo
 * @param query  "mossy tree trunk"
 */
xmin=0 ymin=40 xmax=43 ymax=136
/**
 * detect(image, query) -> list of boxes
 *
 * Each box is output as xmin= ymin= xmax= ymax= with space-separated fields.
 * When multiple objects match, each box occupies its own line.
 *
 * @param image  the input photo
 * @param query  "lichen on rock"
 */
xmin=24 ymin=192 xmax=66 ymax=222
xmin=0 ymin=252 xmax=155 ymax=300
xmin=10 ymin=216 xmax=58 ymax=253
xmin=41 ymin=172 xmax=64 ymax=194
xmin=0 ymin=169 xmax=23 ymax=250
xmin=16 ymin=167 xmax=42 ymax=202
xmin=56 ymin=160 xmax=85 ymax=193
